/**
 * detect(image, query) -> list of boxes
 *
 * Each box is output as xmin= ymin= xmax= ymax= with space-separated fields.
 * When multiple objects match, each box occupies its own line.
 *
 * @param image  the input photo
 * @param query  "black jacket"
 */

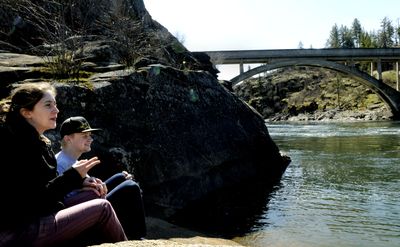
xmin=0 ymin=120 xmax=83 ymax=230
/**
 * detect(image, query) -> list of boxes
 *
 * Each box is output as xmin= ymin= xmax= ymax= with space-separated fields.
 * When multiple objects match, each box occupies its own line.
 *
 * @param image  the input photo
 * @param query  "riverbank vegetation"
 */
xmin=233 ymin=67 xmax=392 ymax=121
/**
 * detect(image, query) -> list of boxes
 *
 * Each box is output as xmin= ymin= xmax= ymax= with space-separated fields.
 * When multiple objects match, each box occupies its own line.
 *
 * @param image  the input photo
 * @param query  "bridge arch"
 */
xmin=230 ymin=59 xmax=400 ymax=118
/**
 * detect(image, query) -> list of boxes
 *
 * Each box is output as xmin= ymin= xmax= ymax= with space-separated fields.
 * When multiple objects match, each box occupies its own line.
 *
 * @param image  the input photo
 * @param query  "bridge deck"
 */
xmin=196 ymin=48 xmax=400 ymax=64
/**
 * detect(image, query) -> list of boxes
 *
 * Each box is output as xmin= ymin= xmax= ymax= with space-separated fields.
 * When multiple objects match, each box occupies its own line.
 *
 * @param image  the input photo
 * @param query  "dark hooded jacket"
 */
xmin=0 ymin=118 xmax=83 ymax=230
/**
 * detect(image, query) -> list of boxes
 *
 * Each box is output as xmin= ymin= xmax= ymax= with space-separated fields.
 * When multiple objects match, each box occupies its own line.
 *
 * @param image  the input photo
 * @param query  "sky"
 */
xmin=143 ymin=0 xmax=400 ymax=80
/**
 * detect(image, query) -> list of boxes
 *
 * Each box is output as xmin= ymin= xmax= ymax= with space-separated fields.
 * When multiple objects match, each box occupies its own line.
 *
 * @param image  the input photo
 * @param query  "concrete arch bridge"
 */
xmin=197 ymin=48 xmax=400 ymax=119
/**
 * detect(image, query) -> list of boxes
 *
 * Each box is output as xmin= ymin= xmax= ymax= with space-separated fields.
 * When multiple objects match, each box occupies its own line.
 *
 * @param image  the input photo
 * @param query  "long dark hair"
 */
xmin=5 ymin=82 xmax=56 ymax=126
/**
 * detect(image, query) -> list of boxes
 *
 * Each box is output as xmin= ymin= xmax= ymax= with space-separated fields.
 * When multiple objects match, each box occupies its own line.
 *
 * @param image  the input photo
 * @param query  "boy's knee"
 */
xmin=125 ymin=180 xmax=142 ymax=194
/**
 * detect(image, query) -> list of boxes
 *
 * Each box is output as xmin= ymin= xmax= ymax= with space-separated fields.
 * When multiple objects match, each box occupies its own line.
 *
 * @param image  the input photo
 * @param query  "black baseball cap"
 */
xmin=60 ymin=116 xmax=101 ymax=137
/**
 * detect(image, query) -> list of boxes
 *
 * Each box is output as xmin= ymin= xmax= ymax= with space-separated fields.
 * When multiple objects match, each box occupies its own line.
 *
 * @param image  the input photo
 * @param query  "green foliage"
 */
xmin=360 ymin=32 xmax=377 ymax=48
xmin=378 ymin=17 xmax=395 ymax=48
xmin=339 ymin=25 xmax=355 ymax=48
xmin=326 ymin=16 xmax=399 ymax=49
xmin=382 ymin=70 xmax=398 ymax=89
xmin=352 ymin=18 xmax=362 ymax=47
xmin=326 ymin=24 xmax=340 ymax=48
xmin=45 ymin=51 xmax=83 ymax=80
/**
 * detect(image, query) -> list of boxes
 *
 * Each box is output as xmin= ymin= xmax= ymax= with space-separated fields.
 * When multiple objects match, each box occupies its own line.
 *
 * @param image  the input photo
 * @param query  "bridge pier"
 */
xmin=370 ymin=62 xmax=374 ymax=77
xmin=239 ymin=60 xmax=244 ymax=74
xmin=370 ymin=60 xmax=383 ymax=81
xmin=377 ymin=59 xmax=382 ymax=80
xmin=396 ymin=61 xmax=399 ymax=91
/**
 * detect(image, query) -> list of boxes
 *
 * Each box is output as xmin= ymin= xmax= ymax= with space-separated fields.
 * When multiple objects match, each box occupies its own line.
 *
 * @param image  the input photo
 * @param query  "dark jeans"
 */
xmin=105 ymin=173 xmax=146 ymax=239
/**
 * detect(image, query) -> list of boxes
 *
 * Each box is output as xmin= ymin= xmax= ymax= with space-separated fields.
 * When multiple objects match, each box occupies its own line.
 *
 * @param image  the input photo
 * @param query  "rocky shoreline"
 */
xmin=266 ymin=109 xmax=393 ymax=122
xmin=89 ymin=216 xmax=245 ymax=247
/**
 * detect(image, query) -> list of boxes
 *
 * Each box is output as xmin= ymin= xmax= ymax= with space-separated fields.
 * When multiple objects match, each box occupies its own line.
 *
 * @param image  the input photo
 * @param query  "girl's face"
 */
xmin=68 ymin=132 xmax=94 ymax=154
xmin=22 ymin=91 xmax=59 ymax=134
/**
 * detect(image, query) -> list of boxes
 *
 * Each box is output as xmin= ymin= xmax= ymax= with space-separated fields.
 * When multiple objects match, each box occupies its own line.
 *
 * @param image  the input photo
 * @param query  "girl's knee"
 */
xmin=92 ymin=199 xmax=117 ymax=220
xmin=95 ymin=198 xmax=112 ymax=208
xmin=90 ymin=199 xmax=113 ymax=213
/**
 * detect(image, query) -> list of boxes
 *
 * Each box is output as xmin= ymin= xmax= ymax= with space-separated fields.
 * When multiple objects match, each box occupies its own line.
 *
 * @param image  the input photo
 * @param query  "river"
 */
xmin=234 ymin=121 xmax=400 ymax=247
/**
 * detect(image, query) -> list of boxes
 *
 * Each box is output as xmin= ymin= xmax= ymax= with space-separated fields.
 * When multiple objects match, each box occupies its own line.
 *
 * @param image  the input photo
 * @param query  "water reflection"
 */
xmin=171 ymin=181 xmax=281 ymax=238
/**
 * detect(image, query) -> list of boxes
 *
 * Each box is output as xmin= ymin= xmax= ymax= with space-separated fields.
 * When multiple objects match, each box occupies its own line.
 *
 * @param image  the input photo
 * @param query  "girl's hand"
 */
xmin=82 ymin=177 xmax=108 ymax=198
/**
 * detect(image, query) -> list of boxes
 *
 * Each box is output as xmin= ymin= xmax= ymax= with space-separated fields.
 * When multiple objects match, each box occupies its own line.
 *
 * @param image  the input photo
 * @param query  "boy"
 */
xmin=56 ymin=116 xmax=146 ymax=239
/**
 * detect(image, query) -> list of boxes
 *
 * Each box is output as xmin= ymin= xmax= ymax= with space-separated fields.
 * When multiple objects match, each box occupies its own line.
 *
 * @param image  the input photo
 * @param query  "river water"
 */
xmin=234 ymin=121 xmax=400 ymax=247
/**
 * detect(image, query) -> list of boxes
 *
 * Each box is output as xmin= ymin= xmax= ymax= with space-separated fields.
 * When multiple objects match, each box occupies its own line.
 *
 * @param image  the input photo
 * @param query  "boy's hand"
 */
xmin=122 ymin=170 xmax=134 ymax=180
xmin=72 ymin=157 xmax=100 ymax=178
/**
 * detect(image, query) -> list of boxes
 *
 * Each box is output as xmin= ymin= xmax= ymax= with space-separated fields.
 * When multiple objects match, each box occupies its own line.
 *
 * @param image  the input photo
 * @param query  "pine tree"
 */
xmin=339 ymin=25 xmax=355 ymax=48
xmin=351 ymin=18 xmax=362 ymax=48
xmin=378 ymin=17 xmax=394 ymax=48
xmin=359 ymin=32 xmax=375 ymax=48
xmin=396 ymin=24 xmax=400 ymax=47
xmin=326 ymin=24 xmax=340 ymax=48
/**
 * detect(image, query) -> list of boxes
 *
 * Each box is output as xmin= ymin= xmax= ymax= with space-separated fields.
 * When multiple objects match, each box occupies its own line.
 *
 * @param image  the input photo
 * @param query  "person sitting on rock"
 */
xmin=0 ymin=82 xmax=127 ymax=247
xmin=56 ymin=116 xmax=147 ymax=240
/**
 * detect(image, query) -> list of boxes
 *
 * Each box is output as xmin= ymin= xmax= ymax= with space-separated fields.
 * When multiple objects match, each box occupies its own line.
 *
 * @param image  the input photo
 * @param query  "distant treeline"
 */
xmin=325 ymin=17 xmax=400 ymax=48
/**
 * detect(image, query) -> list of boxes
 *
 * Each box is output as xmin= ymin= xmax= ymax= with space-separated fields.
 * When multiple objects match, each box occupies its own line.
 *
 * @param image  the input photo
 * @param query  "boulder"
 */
xmin=49 ymin=64 xmax=289 ymax=216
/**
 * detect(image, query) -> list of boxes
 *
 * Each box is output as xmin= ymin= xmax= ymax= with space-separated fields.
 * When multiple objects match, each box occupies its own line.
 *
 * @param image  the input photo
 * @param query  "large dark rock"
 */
xmin=49 ymin=65 xmax=289 ymax=216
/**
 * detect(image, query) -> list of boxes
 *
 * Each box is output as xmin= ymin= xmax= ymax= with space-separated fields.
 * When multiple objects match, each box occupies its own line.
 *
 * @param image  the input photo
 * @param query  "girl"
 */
xmin=0 ymin=82 xmax=127 ymax=247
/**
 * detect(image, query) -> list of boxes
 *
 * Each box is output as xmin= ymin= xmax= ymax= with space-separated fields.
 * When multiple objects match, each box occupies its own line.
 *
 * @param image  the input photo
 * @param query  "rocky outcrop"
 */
xmin=51 ymin=64 xmax=289 ymax=215
xmin=0 ymin=0 xmax=218 ymax=77
xmin=234 ymin=67 xmax=392 ymax=121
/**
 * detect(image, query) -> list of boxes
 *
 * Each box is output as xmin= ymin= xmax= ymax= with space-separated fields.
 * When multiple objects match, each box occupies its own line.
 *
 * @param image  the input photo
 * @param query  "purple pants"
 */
xmin=0 ymin=191 xmax=127 ymax=247
xmin=64 ymin=173 xmax=147 ymax=240
xmin=34 ymin=197 xmax=127 ymax=246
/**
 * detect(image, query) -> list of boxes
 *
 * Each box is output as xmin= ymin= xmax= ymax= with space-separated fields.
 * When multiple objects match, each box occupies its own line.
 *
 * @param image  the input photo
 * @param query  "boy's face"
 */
xmin=68 ymin=132 xmax=94 ymax=153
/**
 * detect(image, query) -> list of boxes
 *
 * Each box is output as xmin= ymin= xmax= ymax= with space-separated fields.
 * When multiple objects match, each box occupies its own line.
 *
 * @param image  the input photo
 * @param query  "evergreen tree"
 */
xmin=359 ymin=31 xmax=376 ymax=48
xmin=339 ymin=25 xmax=355 ymax=48
xmin=326 ymin=24 xmax=340 ymax=48
xmin=370 ymin=31 xmax=380 ymax=47
xmin=378 ymin=17 xmax=394 ymax=48
xmin=395 ymin=19 xmax=400 ymax=46
xmin=351 ymin=18 xmax=362 ymax=47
